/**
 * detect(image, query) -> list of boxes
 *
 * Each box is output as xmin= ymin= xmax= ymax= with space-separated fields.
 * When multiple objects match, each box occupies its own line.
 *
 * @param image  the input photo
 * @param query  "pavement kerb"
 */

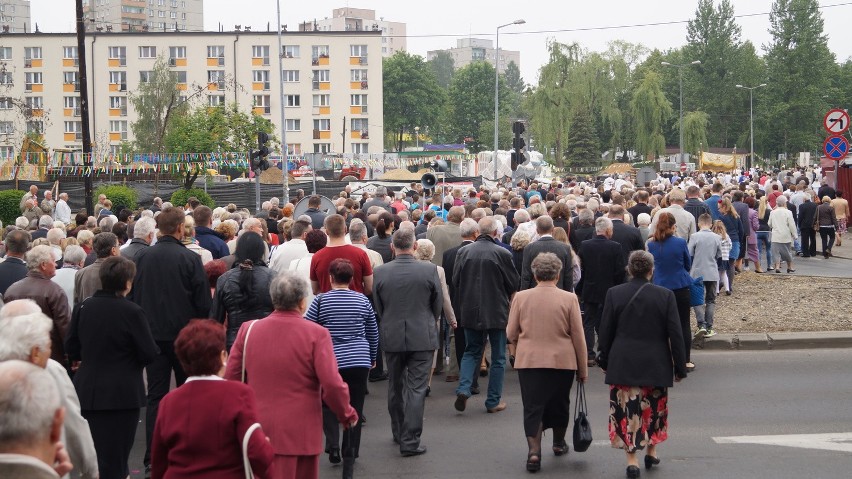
xmin=693 ymin=331 xmax=852 ymax=351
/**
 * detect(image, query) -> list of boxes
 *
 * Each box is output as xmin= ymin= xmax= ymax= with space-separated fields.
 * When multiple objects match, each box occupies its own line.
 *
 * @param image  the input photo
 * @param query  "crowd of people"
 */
xmin=0 ymin=165 xmax=845 ymax=479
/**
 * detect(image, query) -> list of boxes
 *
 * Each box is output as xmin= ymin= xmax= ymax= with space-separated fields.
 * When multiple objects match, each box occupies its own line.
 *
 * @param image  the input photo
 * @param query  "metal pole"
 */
xmin=75 ymin=0 xmax=93 ymax=214
xmin=276 ymin=0 xmax=289 ymax=204
xmin=678 ymin=67 xmax=683 ymax=164
xmin=493 ymin=25 xmax=501 ymax=183
xmin=749 ymin=89 xmax=754 ymax=171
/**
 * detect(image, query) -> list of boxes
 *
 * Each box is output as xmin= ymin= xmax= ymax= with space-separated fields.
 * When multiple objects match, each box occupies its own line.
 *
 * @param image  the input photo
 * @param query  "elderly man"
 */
xmin=46 ymin=228 xmax=65 ymax=263
xmin=363 ymin=186 xmax=393 ymax=213
xmin=426 ymin=206 xmax=465 ymax=267
xmin=31 ymin=215 xmax=54 ymax=240
xmin=51 ymin=245 xmax=86 ymax=310
xmin=650 ymin=188 xmax=697 ymax=242
xmin=269 ymin=218 xmax=312 ymax=274
xmin=74 ymin=232 xmax=119 ymax=304
xmin=22 ymin=200 xmax=45 ymax=226
xmin=0 ymin=360 xmax=73 ymax=479
xmin=0 ymin=303 xmax=99 ymax=479
xmin=40 ymin=191 xmax=56 ymax=218
xmin=0 ymin=230 xmax=29 ymax=296
xmin=608 ymin=205 xmax=646 ymax=261
xmin=443 ymin=218 xmax=480 ymax=385
xmin=452 ymin=217 xmax=519 ymax=414
xmin=19 ymin=184 xmax=38 ymax=212
xmin=4 ymin=245 xmax=71 ymax=367
xmin=520 ymin=216 xmax=573 ymax=291
xmin=121 ymin=216 xmax=156 ymax=264
xmin=350 ymin=220 xmax=383 ymax=269
xmin=373 ymin=229 xmax=443 ymax=457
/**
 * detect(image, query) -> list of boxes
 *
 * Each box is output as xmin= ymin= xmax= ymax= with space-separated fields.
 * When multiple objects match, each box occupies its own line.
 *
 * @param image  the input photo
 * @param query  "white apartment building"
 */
xmin=0 ymin=30 xmax=383 ymax=158
xmin=84 ymin=0 xmax=204 ymax=33
xmin=427 ymin=38 xmax=520 ymax=75
xmin=0 ymin=0 xmax=31 ymax=33
xmin=299 ymin=7 xmax=405 ymax=58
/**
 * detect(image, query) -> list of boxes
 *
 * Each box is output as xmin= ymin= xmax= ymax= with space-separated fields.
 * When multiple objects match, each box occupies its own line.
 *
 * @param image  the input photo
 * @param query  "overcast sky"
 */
xmin=29 ymin=0 xmax=852 ymax=83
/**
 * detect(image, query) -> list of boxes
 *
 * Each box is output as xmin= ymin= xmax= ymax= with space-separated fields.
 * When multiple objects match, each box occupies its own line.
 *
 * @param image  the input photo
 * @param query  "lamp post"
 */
xmin=276 ymin=0 xmax=289 ymax=203
xmin=736 ymin=83 xmax=767 ymax=171
xmin=493 ymin=19 xmax=525 ymax=182
xmin=661 ymin=60 xmax=701 ymax=164
xmin=414 ymin=126 xmax=420 ymax=149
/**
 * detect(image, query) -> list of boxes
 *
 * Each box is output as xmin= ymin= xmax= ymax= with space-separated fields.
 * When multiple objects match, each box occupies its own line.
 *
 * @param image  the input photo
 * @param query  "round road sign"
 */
xmin=680 ymin=162 xmax=687 ymax=173
xmin=824 ymin=135 xmax=850 ymax=160
xmin=823 ymin=109 xmax=850 ymax=134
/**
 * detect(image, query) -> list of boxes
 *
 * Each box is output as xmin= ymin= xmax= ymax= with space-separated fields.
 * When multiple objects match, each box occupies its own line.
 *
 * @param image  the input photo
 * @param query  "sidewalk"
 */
xmin=694 ymin=331 xmax=852 ymax=351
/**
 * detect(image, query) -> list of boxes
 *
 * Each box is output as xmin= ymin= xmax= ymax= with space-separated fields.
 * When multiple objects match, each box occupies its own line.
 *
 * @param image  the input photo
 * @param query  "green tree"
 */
xmin=761 ymin=0 xmax=836 ymax=157
xmin=631 ymin=71 xmax=673 ymax=160
xmin=428 ymin=50 xmax=455 ymax=89
xmin=564 ymin=106 xmax=599 ymax=167
xmin=683 ymin=110 xmax=710 ymax=156
xmin=443 ymin=61 xmax=511 ymax=152
xmin=383 ymin=51 xmax=446 ymax=151
xmin=600 ymin=41 xmax=648 ymax=161
xmin=129 ymin=56 xmax=187 ymax=154
xmin=502 ymin=61 xmax=526 ymax=117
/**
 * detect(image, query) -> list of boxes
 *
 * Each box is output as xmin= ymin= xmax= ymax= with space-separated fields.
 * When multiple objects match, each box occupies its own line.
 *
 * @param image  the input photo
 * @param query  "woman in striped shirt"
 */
xmin=305 ymin=258 xmax=378 ymax=478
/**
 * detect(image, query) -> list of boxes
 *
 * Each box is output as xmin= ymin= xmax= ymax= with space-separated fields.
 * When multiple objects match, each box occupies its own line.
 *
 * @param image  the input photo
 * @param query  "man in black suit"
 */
xmin=30 ymin=215 xmax=53 ymax=241
xmin=798 ymin=192 xmax=819 ymax=257
xmin=442 ymin=218 xmax=479 ymax=387
xmin=627 ymin=190 xmax=653 ymax=227
xmin=578 ymin=217 xmax=626 ymax=364
xmin=520 ymin=216 xmax=573 ymax=291
xmin=569 ymin=208 xmax=596 ymax=253
xmin=502 ymin=209 xmax=529 ymax=245
xmin=0 ymin=230 xmax=29 ymax=297
xmin=609 ymin=205 xmax=645 ymax=261
xmin=684 ymin=185 xmax=711 ymax=223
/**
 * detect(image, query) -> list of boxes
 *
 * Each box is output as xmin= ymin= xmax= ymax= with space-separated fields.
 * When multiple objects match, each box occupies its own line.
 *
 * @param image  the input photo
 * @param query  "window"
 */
xmin=285 ymin=119 xmax=301 ymax=131
xmin=24 ymin=72 xmax=42 ymax=91
xmin=63 ymin=71 xmax=79 ymax=84
xmin=27 ymin=121 xmax=44 ymax=134
xmin=0 ymin=146 xmax=13 ymax=158
xmin=139 ymin=46 xmax=157 ymax=58
xmin=109 ymin=71 xmax=127 ymax=89
xmin=207 ymin=45 xmax=225 ymax=58
xmin=312 ymin=94 xmax=330 ymax=107
xmin=285 ymin=95 xmax=300 ymax=107
xmin=25 ymin=97 xmax=43 ymax=110
xmin=139 ymin=71 xmax=154 ymax=83
xmin=158 ymin=10 xmax=165 ymax=17
xmin=110 ymin=120 xmax=128 ymax=140
xmin=351 ymin=69 xmax=368 ymax=82
xmin=350 ymin=94 xmax=367 ymax=106
xmin=282 ymin=45 xmax=300 ymax=58
xmin=282 ymin=70 xmax=299 ymax=82
xmin=0 ymin=122 xmax=14 ymax=134
xmin=313 ymin=143 xmax=331 ymax=154
xmin=0 ymin=97 xmax=11 ymax=109
xmin=65 ymin=96 xmax=81 ymax=109
xmin=352 ymin=118 xmax=368 ymax=133
xmin=175 ymin=71 xmax=187 ymax=83
xmin=108 ymin=46 xmax=126 ymax=65
xmin=64 ymin=121 xmax=83 ymax=133
xmin=252 ymin=45 xmax=270 ymax=65
xmin=0 ymin=72 xmax=12 ymax=85
xmin=286 ymin=144 xmax=301 ymax=155
xmin=208 ymin=95 xmax=226 ymax=107
xmin=0 ymin=47 xmax=11 ymax=60
xmin=313 ymin=70 xmax=330 ymax=82
xmin=62 ymin=46 xmax=78 ymax=59
xmin=313 ymin=119 xmax=331 ymax=131
xmin=253 ymin=95 xmax=271 ymax=114
xmin=252 ymin=70 xmax=270 ymax=89
xmin=168 ymin=46 xmax=186 ymax=61
xmin=24 ymin=47 xmax=42 ymax=59
xmin=351 ymin=143 xmax=369 ymax=154
xmin=157 ymin=0 xmax=165 ymax=5
xmin=207 ymin=70 xmax=225 ymax=88
xmin=170 ymin=11 xmax=176 ymax=19
xmin=311 ymin=45 xmax=329 ymax=63
xmin=109 ymin=96 xmax=126 ymax=112
xmin=350 ymin=45 xmax=368 ymax=57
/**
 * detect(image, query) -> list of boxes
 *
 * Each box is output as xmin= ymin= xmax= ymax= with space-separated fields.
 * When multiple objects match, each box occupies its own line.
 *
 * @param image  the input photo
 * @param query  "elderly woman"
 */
xmin=816 ymin=195 xmax=839 ymax=258
xmin=510 ymin=229 xmax=531 ymax=277
xmin=225 ymin=272 xmax=358 ymax=479
xmin=152 ymin=320 xmax=273 ymax=479
xmin=768 ymin=195 xmax=798 ymax=273
xmin=181 ymin=216 xmax=213 ymax=265
xmin=304 ymin=258 xmax=378 ymax=477
xmin=597 ymin=251 xmax=688 ymax=479
xmin=507 ymin=252 xmax=587 ymax=473
xmin=414 ymin=238 xmax=457 ymax=384
xmin=65 ymin=256 xmax=159 ymax=479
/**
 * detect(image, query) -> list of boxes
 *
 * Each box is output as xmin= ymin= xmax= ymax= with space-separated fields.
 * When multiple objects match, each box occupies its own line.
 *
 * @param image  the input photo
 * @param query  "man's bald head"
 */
xmin=0 ymin=299 xmax=42 ymax=320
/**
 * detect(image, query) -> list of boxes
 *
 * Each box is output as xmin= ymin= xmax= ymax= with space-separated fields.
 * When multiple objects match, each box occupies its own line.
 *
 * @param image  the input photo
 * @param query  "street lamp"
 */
xmin=414 ymin=126 xmax=420 ymax=149
xmin=661 ymin=60 xmax=701 ymax=164
xmin=276 ymin=0 xmax=289 ymax=203
xmin=494 ymin=18 xmax=525 ymax=182
xmin=736 ymin=83 xmax=767 ymax=171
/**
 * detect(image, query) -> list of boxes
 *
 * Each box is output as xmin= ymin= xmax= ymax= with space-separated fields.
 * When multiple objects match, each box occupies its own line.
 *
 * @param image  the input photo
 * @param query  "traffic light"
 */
xmin=511 ymin=121 xmax=526 ymax=171
xmin=511 ymin=151 xmax=521 ymax=171
xmin=251 ymin=131 xmax=270 ymax=171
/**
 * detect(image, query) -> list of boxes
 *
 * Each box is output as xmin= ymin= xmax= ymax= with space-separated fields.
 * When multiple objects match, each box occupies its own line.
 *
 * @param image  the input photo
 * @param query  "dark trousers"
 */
xmin=673 ymin=287 xmax=692 ymax=363
xmin=84 ymin=408 xmax=139 ymax=479
xmin=454 ymin=326 xmax=478 ymax=388
xmin=819 ymin=227 xmax=836 ymax=254
xmin=800 ymin=226 xmax=817 ymax=257
xmin=583 ymin=302 xmax=603 ymax=359
xmin=385 ymin=350 xmax=432 ymax=452
xmin=518 ymin=369 xmax=575 ymax=437
xmin=323 ymin=367 xmax=369 ymax=458
xmin=369 ymin=306 xmax=385 ymax=378
xmin=144 ymin=340 xmax=187 ymax=466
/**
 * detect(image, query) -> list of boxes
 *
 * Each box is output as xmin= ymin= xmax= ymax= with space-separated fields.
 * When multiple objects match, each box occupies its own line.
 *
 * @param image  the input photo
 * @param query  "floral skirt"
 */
xmin=609 ymin=385 xmax=669 ymax=453
xmin=838 ymin=218 xmax=847 ymax=235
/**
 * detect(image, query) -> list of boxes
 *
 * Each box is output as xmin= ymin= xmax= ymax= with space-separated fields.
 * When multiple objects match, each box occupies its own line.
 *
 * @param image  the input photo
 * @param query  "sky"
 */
xmin=28 ymin=0 xmax=852 ymax=83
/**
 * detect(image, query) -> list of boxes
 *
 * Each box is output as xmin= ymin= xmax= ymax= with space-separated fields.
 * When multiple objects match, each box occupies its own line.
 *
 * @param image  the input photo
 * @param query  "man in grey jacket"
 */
xmin=688 ymin=214 xmax=723 ymax=337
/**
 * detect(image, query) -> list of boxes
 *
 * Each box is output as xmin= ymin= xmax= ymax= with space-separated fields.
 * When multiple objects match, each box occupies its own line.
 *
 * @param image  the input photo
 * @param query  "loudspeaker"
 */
xmin=421 ymin=173 xmax=438 ymax=190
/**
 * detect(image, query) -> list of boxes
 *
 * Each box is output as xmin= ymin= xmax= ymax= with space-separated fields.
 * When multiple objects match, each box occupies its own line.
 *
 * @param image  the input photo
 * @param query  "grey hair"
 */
xmin=241 ymin=218 xmax=262 ymax=233
xmin=25 ymin=245 xmax=55 ymax=272
xmin=46 ymin=228 xmax=65 ymax=245
xmin=0 ymin=360 xmax=60 ymax=449
xmin=14 ymin=217 xmax=28 ymax=229
xmin=578 ymin=208 xmax=595 ymax=226
xmin=510 ymin=229 xmax=531 ymax=251
xmin=637 ymin=213 xmax=652 ymax=226
xmin=140 ymin=209 xmax=154 ymax=218
xmin=479 ymin=217 xmax=499 ymax=237
xmin=531 ymin=252 xmax=562 ymax=282
xmin=0 ymin=312 xmax=53 ymax=362
xmin=38 ymin=215 xmax=53 ymax=228
xmin=62 ymin=245 xmax=86 ymax=265
xmin=348 ymin=221 xmax=368 ymax=243
xmin=627 ymin=250 xmax=655 ymax=278
xmin=77 ymin=229 xmax=94 ymax=245
xmin=527 ymin=203 xmax=547 ymax=219
xmin=513 ymin=209 xmax=530 ymax=224
xmin=134 ymin=217 xmax=156 ymax=239
xmin=459 ymin=218 xmax=480 ymax=238
xmin=414 ymin=239 xmax=435 ymax=261
xmin=775 ymin=195 xmax=787 ymax=207
xmin=391 ymin=228 xmax=416 ymax=251
xmin=269 ymin=271 xmax=310 ymax=311
xmin=161 ymin=201 xmax=173 ymax=209
xmin=594 ymin=217 xmax=613 ymax=235
xmin=0 ymin=299 xmax=41 ymax=320
xmin=535 ymin=215 xmax=554 ymax=234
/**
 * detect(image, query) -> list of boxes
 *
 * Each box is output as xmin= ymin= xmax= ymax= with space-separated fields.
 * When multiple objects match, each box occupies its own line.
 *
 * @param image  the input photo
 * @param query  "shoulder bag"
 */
xmin=241 ymin=320 xmax=258 ymax=384
xmin=572 ymin=382 xmax=593 ymax=452
xmin=242 ymin=422 xmax=262 ymax=479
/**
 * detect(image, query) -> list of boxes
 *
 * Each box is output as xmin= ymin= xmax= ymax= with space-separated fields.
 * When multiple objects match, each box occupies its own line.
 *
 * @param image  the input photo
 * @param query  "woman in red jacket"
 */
xmin=151 ymin=320 xmax=273 ymax=479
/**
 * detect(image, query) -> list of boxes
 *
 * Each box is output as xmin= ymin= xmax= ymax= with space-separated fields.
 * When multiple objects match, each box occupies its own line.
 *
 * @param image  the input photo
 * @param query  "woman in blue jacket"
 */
xmin=647 ymin=212 xmax=695 ymax=371
xmin=718 ymin=197 xmax=744 ymax=294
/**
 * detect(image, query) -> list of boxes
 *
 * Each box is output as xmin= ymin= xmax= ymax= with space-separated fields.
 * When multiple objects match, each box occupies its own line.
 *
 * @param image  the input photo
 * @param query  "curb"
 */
xmin=693 ymin=331 xmax=852 ymax=351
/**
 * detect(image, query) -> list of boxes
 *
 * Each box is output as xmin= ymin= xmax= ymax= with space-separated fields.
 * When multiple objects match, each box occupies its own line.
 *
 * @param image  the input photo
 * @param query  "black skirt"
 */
xmin=517 ymin=368 xmax=575 ymax=437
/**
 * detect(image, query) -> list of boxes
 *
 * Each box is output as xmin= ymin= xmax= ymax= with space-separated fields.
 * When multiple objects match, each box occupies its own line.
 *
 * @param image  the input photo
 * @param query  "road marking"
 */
xmin=713 ymin=432 xmax=852 ymax=453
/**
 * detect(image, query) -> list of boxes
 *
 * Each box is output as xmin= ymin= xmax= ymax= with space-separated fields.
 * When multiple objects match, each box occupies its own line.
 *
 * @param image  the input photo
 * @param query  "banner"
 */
xmin=699 ymin=151 xmax=738 ymax=171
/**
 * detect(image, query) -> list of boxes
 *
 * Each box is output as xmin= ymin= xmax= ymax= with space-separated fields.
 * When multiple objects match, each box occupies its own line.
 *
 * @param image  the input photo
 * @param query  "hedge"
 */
xmin=170 ymin=188 xmax=215 ymax=209
xmin=93 ymin=185 xmax=138 ymax=214
xmin=0 ymin=189 xmax=25 ymax=227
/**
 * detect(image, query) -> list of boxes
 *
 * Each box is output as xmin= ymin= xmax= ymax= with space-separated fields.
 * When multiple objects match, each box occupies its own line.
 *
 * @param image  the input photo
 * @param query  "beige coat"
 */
xmin=507 ymin=284 xmax=588 ymax=379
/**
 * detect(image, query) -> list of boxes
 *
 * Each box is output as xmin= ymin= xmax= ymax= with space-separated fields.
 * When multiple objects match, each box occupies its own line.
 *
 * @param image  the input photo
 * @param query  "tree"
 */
xmin=564 ymin=106 xmax=599 ymax=167
xmin=761 ymin=0 xmax=836 ymax=157
xmin=683 ymin=110 xmax=710 ymax=157
xmin=502 ymin=61 xmax=526 ymax=117
xmin=129 ymin=56 xmax=187 ymax=154
xmin=631 ymin=71 xmax=673 ymax=160
xmin=383 ymin=51 xmax=446 ymax=151
xmin=428 ymin=50 xmax=455 ymax=89
xmin=443 ymin=61 xmax=511 ymax=152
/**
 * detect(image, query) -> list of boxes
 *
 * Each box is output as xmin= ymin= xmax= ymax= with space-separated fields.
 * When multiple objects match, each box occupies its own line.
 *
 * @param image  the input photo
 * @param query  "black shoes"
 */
xmin=526 ymin=452 xmax=541 ymax=472
xmin=454 ymin=393 xmax=468 ymax=411
xmin=470 ymin=386 xmax=480 ymax=395
xmin=368 ymin=372 xmax=388 ymax=382
xmin=401 ymin=446 xmax=427 ymax=457
xmin=644 ymin=455 xmax=660 ymax=469
xmin=328 ymin=447 xmax=341 ymax=464
xmin=627 ymin=465 xmax=641 ymax=478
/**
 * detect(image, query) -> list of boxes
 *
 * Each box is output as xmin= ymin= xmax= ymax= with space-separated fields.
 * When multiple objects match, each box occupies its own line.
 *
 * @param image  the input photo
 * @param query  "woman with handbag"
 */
xmin=646 ymin=212 xmax=695 ymax=372
xmin=150 ymin=319 xmax=273 ymax=479
xmin=597 ymin=251 xmax=688 ymax=479
xmin=507 ymin=252 xmax=588 ymax=473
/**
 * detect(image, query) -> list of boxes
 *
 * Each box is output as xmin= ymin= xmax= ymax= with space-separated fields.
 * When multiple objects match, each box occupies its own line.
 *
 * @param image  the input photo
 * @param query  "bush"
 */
xmin=170 ymin=188 xmax=215 ymax=209
xmin=93 ymin=185 xmax=138 ymax=214
xmin=0 ymin=189 xmax=25 ymax=227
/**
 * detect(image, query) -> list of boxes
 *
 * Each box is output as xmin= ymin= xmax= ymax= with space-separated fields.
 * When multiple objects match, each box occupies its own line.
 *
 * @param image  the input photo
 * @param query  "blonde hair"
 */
xmin=711 ymin=220 xmax=728 ymax=240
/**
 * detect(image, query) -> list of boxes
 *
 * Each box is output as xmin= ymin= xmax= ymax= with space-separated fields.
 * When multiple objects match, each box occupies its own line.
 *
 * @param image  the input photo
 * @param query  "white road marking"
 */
xmin=713 ymin=432 xmax=852 ymax=453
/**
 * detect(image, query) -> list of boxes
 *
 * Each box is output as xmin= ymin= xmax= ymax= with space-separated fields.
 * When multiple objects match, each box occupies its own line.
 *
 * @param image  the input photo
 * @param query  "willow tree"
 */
xmin=631 ymin=71 xmax=672 ymax=160
xmin=683 ymin=111 xmax=710 ymax=157
xmin=129 ymin=56 xmax=186 ymax=154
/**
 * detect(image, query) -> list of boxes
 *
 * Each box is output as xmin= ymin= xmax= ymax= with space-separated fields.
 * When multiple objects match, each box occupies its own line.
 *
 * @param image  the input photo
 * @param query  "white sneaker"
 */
xmin=694 ymin=328 xmax=707 ymax=339
xmin=705 ymin=329 xmax=717 ymax=338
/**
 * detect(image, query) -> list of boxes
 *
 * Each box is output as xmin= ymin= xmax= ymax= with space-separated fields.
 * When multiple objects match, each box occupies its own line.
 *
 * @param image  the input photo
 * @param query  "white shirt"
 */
xmin=52 ymin=267 xmax=78 ymax=310
xmin=185 ymin=375 xmax=224 ymax=383
xmin=288 ymin=254 xmax=315 ymax=305
xmin=268 ymin=238 xmax=309 ymax=274
xmin=55 ymin=199 xmax=72 ymax=224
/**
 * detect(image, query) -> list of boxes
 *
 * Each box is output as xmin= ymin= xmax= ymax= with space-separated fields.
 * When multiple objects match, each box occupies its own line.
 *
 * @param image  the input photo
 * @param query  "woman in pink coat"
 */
xmin=225 ymin=272 xmax=358 ymax=479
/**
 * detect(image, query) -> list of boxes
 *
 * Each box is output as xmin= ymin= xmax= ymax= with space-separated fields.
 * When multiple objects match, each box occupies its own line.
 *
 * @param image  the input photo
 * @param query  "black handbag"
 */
xmin=572 ymin=382 xmax=593 ymax=452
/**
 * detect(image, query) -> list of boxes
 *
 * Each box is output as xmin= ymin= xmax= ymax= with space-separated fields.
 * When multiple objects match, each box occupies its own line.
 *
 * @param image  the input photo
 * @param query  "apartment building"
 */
xmin=0 ymin=0 xmax=30 ymax=33
xmin=0 ymin=30 xmax=383 ymax=158
xmin=83 ymin=0 xmax=203 ymax=33
xmin=299 ymin=7 xmax=405 ymax=58
xmin=427 ymin=38 xmax=520 ymax=74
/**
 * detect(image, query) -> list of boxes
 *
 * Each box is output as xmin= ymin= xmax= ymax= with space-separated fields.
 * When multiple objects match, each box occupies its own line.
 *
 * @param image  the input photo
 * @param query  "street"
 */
xmin=125 ymin=349 xmax=852 ymax=479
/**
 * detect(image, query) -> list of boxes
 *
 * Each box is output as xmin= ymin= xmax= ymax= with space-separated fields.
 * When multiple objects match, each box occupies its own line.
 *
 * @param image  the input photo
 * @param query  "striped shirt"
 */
xmin=719 ymin=236 xmax=733 ymax=261
xmin=305 ymin=289 xmax=378 ymax=369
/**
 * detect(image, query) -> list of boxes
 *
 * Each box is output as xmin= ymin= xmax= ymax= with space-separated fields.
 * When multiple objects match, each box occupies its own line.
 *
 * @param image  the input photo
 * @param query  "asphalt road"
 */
xmin=124 ymin=349 xmax=852 ymax=479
